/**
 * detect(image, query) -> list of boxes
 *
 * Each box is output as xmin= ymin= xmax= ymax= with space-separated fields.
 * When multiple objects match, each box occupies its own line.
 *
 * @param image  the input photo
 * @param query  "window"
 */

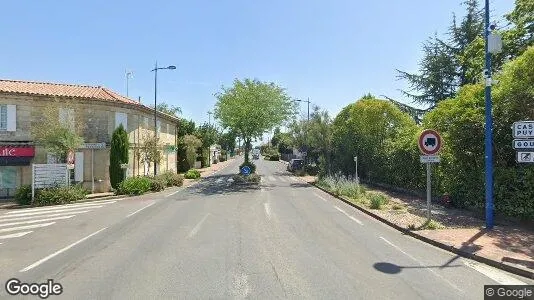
xmin=0 ymin=105 xmax=6 ymax=131
xmin=115 ymin=112 xmax=127 ymax=129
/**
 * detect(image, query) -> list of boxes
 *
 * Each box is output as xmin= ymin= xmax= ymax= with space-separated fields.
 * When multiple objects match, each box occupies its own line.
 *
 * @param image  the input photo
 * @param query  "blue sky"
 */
xmin=0 ymin=0 xmax=513 ymax=137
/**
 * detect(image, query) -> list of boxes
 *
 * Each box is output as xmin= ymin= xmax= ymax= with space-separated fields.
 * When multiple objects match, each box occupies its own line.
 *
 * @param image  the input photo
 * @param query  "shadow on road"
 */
xmin=186 ymin=174 xmax=261 ymax=196
xmin=373 ymin=262 xmax=462 ymax=275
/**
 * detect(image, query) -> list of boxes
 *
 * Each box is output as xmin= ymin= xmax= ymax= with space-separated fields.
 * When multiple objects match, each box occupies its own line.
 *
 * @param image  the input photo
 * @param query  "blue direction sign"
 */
xmin=241 ymin=166 xmax=251 ymax=176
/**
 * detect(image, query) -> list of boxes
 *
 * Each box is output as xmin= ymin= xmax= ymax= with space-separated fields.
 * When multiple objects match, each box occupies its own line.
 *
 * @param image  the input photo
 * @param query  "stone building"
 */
xmin=0 ymin=79 xmax=179 ymax=197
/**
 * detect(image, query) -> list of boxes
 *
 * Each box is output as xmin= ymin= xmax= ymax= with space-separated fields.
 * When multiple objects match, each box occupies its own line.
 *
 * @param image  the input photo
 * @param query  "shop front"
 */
xmin=0 ymin=145 xmax=35 ymax=198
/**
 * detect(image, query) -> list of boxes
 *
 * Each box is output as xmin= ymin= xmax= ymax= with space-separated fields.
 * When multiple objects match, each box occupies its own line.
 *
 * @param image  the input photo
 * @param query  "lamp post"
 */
xmin=295 ymin=98 xmax=311 ymax=165
xmin=208 ymin=111 xmax=213 ymax=166
xmin=151 ymin=61 xmax=176 ymax=176
xmin=125 ymin=70 xmax=133 ymax=97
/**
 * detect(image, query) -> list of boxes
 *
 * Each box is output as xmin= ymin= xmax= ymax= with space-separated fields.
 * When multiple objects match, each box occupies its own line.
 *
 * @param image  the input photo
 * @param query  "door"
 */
xmin=74 ymin=152 xmax=84 ymax=182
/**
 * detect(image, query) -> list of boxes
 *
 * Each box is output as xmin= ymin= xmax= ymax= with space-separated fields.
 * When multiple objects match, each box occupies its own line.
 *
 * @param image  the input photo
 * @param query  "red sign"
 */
xmin=0 ymin=146 xmax=35 ymax=157
xmin=418 ymin=129 xmax=442 ymax=155
xmin=67 ymin=150 xmax=75 ymax=165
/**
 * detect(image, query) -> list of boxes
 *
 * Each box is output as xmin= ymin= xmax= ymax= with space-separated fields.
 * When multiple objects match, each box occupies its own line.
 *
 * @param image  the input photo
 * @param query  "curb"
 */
xmin=312 ymin=183 xmax=534 ymax=280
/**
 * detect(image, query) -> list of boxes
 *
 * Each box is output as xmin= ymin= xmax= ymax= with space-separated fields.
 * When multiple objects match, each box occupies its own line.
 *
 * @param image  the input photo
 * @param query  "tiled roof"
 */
xmin=0 ymin=79 xmax=140 ymax=105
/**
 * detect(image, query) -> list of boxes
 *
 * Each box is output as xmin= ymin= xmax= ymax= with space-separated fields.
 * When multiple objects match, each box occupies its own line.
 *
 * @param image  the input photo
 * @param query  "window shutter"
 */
xmin=115 ymin=112 xmax=127 ymax=129
xmin=6 ymin=105 xmax=16 ymax=131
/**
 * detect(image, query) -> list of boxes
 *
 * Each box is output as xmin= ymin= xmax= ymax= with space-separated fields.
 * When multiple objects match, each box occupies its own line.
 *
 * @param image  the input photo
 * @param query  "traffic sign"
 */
xmin=517 ymin=151 xmax=534 ymax=163
xmin=513 ymin=139 xmax=534 ymax=150
xmin=241 ymin=166 xmax=251 ymax=176
xmin=420 ymin=155 xmax=440 ymax=163
xmin=80 ymin=142 xmax=106 ymax=149
xmin=512 ymin=121 xmax=534 ymax=138
xmin=418 ymin=129 xmax=442 ymax=155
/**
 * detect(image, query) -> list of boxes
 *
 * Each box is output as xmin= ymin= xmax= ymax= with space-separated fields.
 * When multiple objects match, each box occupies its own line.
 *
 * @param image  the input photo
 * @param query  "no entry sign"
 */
xmin=419 ymin=129 xmax=442 ymax=155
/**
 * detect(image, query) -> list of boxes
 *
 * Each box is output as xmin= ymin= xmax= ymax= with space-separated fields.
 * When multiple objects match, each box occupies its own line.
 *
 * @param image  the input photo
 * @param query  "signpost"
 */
xmin=419 ymin=129 xmax=442 ymax=220
xmin=353 ymin=156 xmax=358 ymax=182
xmin=513 ymin=121 xmax=534 ymax=164
xmin=79 ymin=143 xmax=106 ymax=194
xmin=32 ymin=164 xmax=69 ymax=201
xmin=241 ymin=166 xmax=251 ymax=176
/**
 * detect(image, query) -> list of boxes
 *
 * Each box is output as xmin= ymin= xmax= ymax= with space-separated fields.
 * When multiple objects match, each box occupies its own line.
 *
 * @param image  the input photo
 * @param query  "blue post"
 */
xmin=484 ymin=0 xmax=494 ymax=229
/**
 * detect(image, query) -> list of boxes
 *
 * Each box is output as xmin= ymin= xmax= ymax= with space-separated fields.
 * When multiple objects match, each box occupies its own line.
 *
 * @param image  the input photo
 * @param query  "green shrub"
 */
xmin=369 ymin=193 xmax=389 ymax=209
xmin=232 ymin=173 xmax=261 ymax=184
xmin=14 ymin=184 xmax=32 ymax=205
xmin=34 ymin=185 xmax=88 ymax=206
xmin=269 ymin=154 xmax=280 ymax=161
xmin=213 ymin=159 xmax=218 ymax=164
xmin=159 ymin=171 xmax=184 ymax=187
xmin=239 ymin=161 xmax=256 ymax=174
xmin=116 ymin=176 xmax=152 ymax=195
xmin=305 ymin=164 xmax=319 ymax=176
xmin=109 ymin=124 xmax=129 ymax=189
xmin=147 ymin=176 xmax=166 ymax=192
xmin=184 ymin=169 xmax=201 ymax=179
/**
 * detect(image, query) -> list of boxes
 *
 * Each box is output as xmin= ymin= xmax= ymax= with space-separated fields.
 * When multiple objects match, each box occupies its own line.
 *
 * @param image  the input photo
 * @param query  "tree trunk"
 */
xmin=244 ymin=138 xmax=251 ymax=163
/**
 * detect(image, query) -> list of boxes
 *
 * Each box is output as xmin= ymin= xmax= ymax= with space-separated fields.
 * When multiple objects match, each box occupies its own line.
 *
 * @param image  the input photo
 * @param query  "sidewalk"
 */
xmin=182 ymin=157 xmax=238 ymax=187
xmin=306 ymin=174 xmax=534 ymax=278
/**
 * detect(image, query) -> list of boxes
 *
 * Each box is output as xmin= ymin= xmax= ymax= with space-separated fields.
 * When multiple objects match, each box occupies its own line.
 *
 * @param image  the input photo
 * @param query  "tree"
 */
xmin=109 ymin=124 xmax=129 ymax=189
xmin=154 ymin=102 xmax=181 ymax=117
xmin=504 ymin=0 xmax=534 ymax=59
xmin=178 ymin=118 xmax=195 ymax=137
xmin=140 ymin=133 xmax=163 ymax=173
xmin=31 ymin=99 xmax=84 ymax=161
xmin=178 ymin=134 xmax=202 ymax=172
xmin=307 ymin=106 xmax=333 ymax=175
xmin=214 ymin=78 xmax=296 ymax=166
xmin=219 ymin=131 xmax=237 ymax=153
xmin=270 ymin=127 xmax=282 ymax=147
xmin=195 ymin=123 xmax=218 ymax=167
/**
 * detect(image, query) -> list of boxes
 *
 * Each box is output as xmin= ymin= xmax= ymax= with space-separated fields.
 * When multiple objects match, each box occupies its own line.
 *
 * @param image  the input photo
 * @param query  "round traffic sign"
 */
xmin=418 ymin=129 xmax=442 ymax=155
xmin=241 ymin=166 xmax=251 ymax=176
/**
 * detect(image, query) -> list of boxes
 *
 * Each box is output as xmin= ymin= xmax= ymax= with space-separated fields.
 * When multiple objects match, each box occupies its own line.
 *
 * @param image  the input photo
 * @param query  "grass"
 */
xmin=408 ymin=219 xmax=445 ymax=230
xmin=391 ymin=203 xmax=405 ymax=210
xmin=369 ymin=193 xmax=389 ymax=209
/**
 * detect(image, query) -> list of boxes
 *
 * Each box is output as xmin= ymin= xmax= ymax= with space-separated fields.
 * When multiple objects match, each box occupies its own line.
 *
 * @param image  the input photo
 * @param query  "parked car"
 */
xmin=287 ymin=159 xmax=304 ymax=172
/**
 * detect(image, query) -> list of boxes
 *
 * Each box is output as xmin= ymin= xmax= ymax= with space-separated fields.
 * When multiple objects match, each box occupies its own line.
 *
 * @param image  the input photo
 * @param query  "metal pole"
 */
xmin=126 ymin=71 xmax=129 ymax=97
xmin=426 ymin=162 xmax=431 ymax=220
xmin=154 ymin=61 xmax=158 ymax=176
xmin=91 ymin=149 xmax=94 ymax=193
xmin=355 ymin=156 xmax=358 ymax=182
xmin=484 ymin=0 xmax=494 ymax=229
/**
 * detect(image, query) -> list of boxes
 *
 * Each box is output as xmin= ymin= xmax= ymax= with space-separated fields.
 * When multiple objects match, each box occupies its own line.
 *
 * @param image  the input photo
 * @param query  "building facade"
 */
xmin=0 ymin=79 xmax=179 ymax=197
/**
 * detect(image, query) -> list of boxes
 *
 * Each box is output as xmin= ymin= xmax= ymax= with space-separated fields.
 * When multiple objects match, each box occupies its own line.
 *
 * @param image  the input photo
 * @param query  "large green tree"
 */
xmin=214 ymin=78 xmax=296 ymax=166
xmin=109 ymin=124 xmax=129 ymax=189
xmin=155 ymin=102 xmax=182 ymax=117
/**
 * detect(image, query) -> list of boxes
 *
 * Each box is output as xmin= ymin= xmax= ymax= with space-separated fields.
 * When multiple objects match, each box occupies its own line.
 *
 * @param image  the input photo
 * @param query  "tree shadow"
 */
xmin=502 ymin=257 xmax=534 ymax=270
xmin=374 ymin=262 xmax=463 ymax=275
xmin=186 ymin=174 xmax=261 ymax=197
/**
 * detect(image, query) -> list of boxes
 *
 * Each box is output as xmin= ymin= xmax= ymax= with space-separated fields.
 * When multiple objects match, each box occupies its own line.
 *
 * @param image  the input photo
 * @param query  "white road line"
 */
xmin=1 ymin=206 xmax=102 ymax=218
xmin=463 ymin=261 xmax=526 ymax=285
xmin=333 ymin=206 xmax=363 ymax=225
xmin=0 ymin=211 xmax=91 ymax=223
xmin=4 ymin=202 xmax=114 ymax=214
xmin=165 ymin=190 xmax=181 ymax=197
xmin=379 ymin=237 xmax=463 ymax=292
xmin=216 ymin=178 xmax=223 ymax=183
xmin=231 ymin=272 xmax=250 ymax=298
xmin=313 ymin=193 xmax=327 ymax=202
xmin=268 ymin=176 xmax=276 ymax=182
xmin=278 ymin=177 xmax=287 ymax=182
xmin=264 ymin=203 xmax=271 ymax=220
xmin=0 ymin=215 xmax=75 ymax=228
xmin=20 ymin=227 xmax=108 ymax=272
xmin=126 ymin=202 xmax=155 ymax=218
xmin=0 ymin=222 xmax=56 ymax=233
xmin=188 ymin=213 xmax=210 ymax=238
xmin=0 ymin=231 xmax=33 ymax=240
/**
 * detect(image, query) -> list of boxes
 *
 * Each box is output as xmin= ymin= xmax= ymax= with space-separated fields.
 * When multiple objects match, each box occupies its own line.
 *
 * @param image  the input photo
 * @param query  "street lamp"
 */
xmin=151 ymin=62 xmax=176 ymax=176
xmin=294 ymin=98 xmax=311 ymax=165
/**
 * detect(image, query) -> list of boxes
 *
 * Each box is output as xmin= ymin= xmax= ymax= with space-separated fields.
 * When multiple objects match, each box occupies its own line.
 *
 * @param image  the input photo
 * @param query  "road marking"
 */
xmin=379 ymin=237 xmax=463 ymax=292
xmin=231 ymin=272 xmax=250 ymax=298
xmin=165 ymin=190 xmax=181 ymax=197
xmin=313 ymin=193 xmax=327 ymax=202
xmin=4 ymin=201 xmax=115 ymax=214
xmin=0 ymin=222 xmax=56 ymax=233
xmin=268 ymin=176 xmax=275 ymax=182
xmin=20 ymin=227 xmax=108 ymax=272
xmin=333 ymin=206 xmax=364 ymax=225
xmin=463 ymin=260 xmax=526 ymax=285
xmin=188 ymin=213 xmax=210 ymax=238
xmin=278 ymin=177 xmax=287 ymax=182
xmin=1 ymin=206 xmax=103 ymax=218
xmin=0 ymin=211 xmax=91 ymax=223
xmin=0 ymin=215 xmax=74 ymax=228
xmin=126 ymin=202 xmax=155 ymax=218
xmin=264 ymin=203 xmax=271 ymax=220
xmin=216 ymin=178 xmax=223 ymax=183
xmin=0 ymin=231 xmax=33 ymax=240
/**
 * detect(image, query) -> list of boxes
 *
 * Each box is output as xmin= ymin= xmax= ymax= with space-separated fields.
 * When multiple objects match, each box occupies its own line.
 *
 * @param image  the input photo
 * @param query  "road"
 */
xmin=0 ymin=157 xmax=532 ymax=299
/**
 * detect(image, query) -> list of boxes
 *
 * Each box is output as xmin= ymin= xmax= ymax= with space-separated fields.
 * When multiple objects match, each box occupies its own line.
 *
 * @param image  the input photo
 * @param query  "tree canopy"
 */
xmin=214 ymin=78 xmax=296 ymax=162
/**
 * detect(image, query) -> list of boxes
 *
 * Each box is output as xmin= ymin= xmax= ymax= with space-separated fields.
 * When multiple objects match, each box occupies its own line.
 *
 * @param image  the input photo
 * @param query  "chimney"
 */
xmin=138 ymin=96 xmax=141 ymax=103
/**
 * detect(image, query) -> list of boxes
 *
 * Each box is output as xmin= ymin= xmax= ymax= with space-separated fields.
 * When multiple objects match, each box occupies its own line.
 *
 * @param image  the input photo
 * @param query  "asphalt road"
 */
xmin=0 ymin=157 xmax=532 ymax=299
